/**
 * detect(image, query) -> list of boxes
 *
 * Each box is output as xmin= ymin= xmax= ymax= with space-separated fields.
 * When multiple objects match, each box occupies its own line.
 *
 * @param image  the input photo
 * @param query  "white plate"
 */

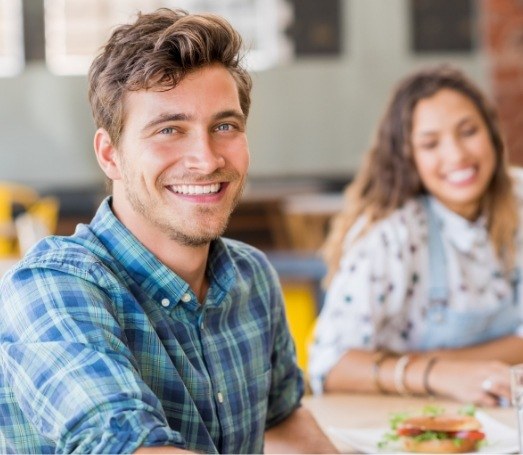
xmin=329 ymin=410 xmax=519 ymax=454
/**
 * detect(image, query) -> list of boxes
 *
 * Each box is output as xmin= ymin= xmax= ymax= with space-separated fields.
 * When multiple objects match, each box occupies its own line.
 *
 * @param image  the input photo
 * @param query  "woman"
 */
xmin=308 ymin=64 xmax=523 ymax=406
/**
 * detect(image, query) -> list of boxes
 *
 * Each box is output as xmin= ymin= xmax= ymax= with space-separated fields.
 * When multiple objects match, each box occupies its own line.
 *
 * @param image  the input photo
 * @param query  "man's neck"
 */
xmin=109 ymin=198 xmax=211 ymax=302
xmin=140 ymin=232 xmax=210 ymax=303
xmin=156 ymin=241 xmax=210 ymax=303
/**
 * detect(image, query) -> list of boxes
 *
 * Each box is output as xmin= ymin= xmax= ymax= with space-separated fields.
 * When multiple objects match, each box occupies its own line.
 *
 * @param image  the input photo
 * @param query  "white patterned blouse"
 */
xmin=308 ymin=169 xmax=523 ymax=395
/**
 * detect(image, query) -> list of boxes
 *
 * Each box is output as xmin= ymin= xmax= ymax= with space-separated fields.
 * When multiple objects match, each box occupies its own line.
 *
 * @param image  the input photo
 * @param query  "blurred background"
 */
xmin=2 ymin=0 xmax=521 ymax=248
xmin=1 ymin=0 xmax=523 ymax=369
xmin=3 ymin=1 xmax=522 ymax=241
xmin=2 ymin=0 xmax=523 ymax=182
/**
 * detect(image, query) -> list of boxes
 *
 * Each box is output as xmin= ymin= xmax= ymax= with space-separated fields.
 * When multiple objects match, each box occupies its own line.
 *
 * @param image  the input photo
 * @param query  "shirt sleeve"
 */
xmin=263 ymin=260 xmax=304 ymax=429
xmin=0 ymin=261 xmax=186 ymax=454
xmin=308 ymin=212 xmax=416 ymax=394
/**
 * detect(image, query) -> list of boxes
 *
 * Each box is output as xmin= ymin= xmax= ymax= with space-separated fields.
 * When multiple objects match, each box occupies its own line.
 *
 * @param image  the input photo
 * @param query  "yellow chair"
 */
xmin=28 ymin=196 xmax=59 ymax=234
xmin=0 ymin=183 xmax=59 ymax=258
xmin=282 ymin=282 xmax=318 ymax=371
xmin=268 ymin=251 xmax=326 ymax=374
xmin=0 ymin=187 xmax=14 ymax=257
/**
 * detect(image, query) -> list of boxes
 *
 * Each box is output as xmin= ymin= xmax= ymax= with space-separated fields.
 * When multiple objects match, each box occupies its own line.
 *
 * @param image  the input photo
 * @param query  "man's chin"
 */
xmin=168 ymin=225 xmax=227 ymax=247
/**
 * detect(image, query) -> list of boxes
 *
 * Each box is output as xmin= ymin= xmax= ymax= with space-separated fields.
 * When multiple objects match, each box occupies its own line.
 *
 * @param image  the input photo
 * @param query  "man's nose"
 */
xmin=184 ymin=133 xmax=225 ymax=173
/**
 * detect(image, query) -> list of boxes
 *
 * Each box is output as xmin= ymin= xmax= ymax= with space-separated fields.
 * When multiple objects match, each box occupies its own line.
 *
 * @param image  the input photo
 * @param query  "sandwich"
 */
xmin=396 ymin=413 xmax=485 ymax=453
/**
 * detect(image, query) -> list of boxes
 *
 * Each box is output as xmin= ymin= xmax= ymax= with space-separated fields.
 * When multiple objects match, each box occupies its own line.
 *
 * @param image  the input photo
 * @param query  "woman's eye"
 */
xmin=461 ymin=126 xmax=478 ymax=137
xmin=419 ymin=142 xmax=437 ymax=150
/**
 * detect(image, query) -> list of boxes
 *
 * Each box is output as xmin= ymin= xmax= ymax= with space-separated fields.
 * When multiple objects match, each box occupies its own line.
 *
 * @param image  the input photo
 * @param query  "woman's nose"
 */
xmin=443 ymin=136 xmax=467 ymax=162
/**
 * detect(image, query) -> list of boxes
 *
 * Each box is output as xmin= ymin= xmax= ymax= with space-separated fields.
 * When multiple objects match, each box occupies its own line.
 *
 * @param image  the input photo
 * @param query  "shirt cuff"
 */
xmin=56 ymin=411 xmax=185 ymax=454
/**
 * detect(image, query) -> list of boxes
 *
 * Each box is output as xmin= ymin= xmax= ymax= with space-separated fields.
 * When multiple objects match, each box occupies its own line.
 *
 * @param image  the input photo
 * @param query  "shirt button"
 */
xmin=161 ymin=298 xmax=170 ymax=307
xmin=181 ymin=293 xmax=191 ymax=303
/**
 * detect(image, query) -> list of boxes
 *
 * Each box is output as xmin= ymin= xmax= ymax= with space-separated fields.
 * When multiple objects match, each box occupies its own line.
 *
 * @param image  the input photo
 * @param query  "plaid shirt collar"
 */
xmin=90 ymin=197 xmax=236 ymax=308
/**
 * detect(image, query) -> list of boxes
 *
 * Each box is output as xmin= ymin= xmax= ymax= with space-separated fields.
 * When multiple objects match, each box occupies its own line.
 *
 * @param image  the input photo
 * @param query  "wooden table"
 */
xmin=302 ymin=393 xmax=518 ymax=453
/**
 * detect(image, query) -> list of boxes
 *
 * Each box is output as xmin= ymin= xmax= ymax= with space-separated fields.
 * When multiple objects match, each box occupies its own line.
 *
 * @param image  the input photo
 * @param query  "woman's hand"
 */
xmin=429 ymin=359 xmax=511 ymax=406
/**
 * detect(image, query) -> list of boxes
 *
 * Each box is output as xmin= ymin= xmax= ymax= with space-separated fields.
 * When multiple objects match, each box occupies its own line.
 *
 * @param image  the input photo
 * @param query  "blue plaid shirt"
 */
xmin=0 ymin=198 xmax=303 ymax=454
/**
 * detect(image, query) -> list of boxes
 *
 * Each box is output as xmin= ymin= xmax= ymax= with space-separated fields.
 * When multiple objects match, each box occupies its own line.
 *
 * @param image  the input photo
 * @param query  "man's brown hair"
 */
xmin=88 ymin=8 xmax=252 ymax=146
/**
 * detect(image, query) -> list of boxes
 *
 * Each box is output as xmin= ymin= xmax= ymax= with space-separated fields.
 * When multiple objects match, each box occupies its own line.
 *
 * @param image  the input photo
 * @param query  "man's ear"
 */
xmin=94 ymin=128 xmax=122 ymax=180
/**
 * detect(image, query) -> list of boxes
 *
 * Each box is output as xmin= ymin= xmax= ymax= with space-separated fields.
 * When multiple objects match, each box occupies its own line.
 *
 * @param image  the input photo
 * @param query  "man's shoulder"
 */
xmin=221 ymin=237 xmax=270 ymax=265
xmin=10 ymin=226 xmax=108 ymax=279
xmin=218 ymin=237 xmax=279 ymax=284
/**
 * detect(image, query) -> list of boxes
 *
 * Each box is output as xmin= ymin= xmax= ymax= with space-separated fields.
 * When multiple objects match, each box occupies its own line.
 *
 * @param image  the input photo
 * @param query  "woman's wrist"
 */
xmin=372 ymin=353 xmax=443 ymax=396
xmin=372 ymin=351 xmax=392 ymax=393
xmin=422 ymin=356 xmax=450 ymax=397
xmin=375 ymin=356 xmax=398 ymax=394
xmin=402 ymin=356 xmax=427 ymax=395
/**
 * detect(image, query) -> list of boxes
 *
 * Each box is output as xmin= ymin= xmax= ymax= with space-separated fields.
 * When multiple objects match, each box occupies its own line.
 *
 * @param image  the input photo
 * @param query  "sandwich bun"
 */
xmin=402 ymin=437 xmax=477 ymax=454
xmin=401 ymin=414 xmax=482 ymax=432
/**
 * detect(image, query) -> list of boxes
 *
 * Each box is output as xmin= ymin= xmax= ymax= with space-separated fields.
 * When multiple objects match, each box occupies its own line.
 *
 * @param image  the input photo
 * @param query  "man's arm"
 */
xmin=0 ymin=261 xmax=185 ymax=453
xmin=134 ymin=446 xmax=194 ymax=454
xmin=264 ymin=406 xmax=339 ymax=454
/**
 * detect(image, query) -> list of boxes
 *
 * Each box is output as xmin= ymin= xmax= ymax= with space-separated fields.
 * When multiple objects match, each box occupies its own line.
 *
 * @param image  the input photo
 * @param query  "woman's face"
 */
xmin=411 ymin=88 xmax=496 ymax=220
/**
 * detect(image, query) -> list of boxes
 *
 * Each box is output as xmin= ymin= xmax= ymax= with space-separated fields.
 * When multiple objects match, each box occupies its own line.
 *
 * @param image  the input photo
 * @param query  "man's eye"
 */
xmin=159 ymin=127 xmax=175 ymax=135
xmin=216 ymin=123 xmax=234 ymax=132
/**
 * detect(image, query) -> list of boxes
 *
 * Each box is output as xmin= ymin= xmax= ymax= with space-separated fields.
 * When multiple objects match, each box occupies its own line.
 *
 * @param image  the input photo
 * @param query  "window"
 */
xmin=167 ymin=0 xmax=292 ymax=70
xmin=410 ymin=0 xmax=475 ymax=53
xmin=44 ymin=0 xmax=291 ymax=75
xmin=0 ymin=0 xmax=24 ymax=76
xmin=288 ymin=0 xmax=342 ymax=57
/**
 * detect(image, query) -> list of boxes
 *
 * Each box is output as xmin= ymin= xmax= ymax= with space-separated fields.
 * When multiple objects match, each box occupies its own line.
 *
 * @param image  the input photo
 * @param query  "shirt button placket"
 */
xmin=198 ymin=311 xmax=205 ymax=331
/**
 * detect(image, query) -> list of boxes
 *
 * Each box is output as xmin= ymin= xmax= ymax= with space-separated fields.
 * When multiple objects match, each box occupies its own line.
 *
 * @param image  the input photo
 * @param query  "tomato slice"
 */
xmin=452 ymin=430 xmax=486 ymax=441
xmin=397 ymin=427 xmax=423 ymax=437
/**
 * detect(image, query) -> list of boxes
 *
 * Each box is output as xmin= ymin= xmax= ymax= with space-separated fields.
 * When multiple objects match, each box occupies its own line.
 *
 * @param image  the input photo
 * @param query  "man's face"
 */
xmin=105 ymin=64 xmax=249 ymax=247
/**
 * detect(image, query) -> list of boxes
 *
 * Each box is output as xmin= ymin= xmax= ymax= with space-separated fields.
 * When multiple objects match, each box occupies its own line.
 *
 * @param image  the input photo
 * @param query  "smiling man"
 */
xmin=0 ymin=9 xmax=337 ymax=454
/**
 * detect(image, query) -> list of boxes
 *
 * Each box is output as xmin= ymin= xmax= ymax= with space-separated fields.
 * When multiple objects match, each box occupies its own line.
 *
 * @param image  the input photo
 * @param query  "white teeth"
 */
xmin=446 ymin=167 xmax=475 ymax=183
xmin=170 ymin=183 xmax=221 ymax=195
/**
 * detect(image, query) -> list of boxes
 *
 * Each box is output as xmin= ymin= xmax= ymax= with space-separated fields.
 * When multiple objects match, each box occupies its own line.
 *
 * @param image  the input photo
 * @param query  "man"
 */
xmin=0 ymin=8 xmax=337 ymax=454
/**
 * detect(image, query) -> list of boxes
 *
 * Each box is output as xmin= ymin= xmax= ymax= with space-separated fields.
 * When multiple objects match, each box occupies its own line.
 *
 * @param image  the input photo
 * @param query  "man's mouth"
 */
xmin=168 ymin=183 xmax=222 ymax=195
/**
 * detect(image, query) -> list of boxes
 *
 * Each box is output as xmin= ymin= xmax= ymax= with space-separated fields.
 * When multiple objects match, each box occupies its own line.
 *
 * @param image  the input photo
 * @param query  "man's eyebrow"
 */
xmin=142 ymin=113 xmax=191 ymax=131
xmin=142 ymin=110 xmax=246 ymax=132
xmin=212 ymin=110 xmax=246 ymax=123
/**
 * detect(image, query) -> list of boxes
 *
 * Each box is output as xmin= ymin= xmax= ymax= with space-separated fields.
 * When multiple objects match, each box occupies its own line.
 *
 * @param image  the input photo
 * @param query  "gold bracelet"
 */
xmin=394 ymin=354 xmax=412 ymax=396
xmin=423 ymin=357 xmax=439 ymax=396
xmin=372 ymin=351 xmax=392 ymax=393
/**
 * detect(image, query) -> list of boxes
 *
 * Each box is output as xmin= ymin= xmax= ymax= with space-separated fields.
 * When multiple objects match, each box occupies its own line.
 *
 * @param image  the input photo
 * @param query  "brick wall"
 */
xmin=482 ymin=0 xmax=523 ymax=165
